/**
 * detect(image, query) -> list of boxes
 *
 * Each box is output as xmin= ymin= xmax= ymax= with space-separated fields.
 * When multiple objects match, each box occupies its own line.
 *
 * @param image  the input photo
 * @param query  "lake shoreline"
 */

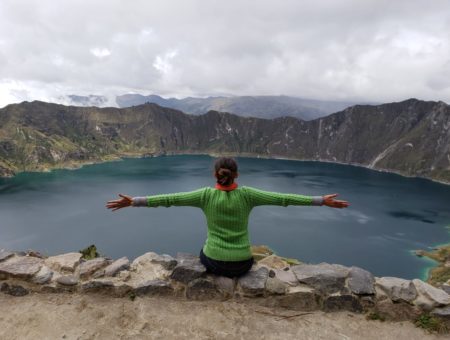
xmin=2 ymin=150 xmax=449 ymax=186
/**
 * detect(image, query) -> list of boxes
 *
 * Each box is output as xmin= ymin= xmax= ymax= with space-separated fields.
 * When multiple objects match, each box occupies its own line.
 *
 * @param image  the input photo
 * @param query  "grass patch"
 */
xmin=414 ymin=313 xmax=448 ymax=334
xmin=428 ymin=266 xmax=450 ymax=286
xmin=79 ymin=244 xmax=99 ymax=260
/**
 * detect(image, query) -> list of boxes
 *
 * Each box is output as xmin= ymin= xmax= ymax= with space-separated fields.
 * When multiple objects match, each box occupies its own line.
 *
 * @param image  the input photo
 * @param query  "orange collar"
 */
xmin=215 ymin=182 xmax=238 ymax=191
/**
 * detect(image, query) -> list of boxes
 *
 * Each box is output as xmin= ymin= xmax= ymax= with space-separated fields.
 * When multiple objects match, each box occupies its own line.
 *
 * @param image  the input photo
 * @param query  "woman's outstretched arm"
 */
xmin=106 ymin=188 xmax=208 ymax=211
xmin=243 ymin=186 xmax=349 ymax=208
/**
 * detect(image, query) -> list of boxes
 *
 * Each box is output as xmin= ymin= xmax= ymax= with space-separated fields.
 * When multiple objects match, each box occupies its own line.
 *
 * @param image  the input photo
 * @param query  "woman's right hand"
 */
xmin=106 ymin=194 xmax=133 ymax=211
xmin=322 ymin=194 xmax=349 ymax=208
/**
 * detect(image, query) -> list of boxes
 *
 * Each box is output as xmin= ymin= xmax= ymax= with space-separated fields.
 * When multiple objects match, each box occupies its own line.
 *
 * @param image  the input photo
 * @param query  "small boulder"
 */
xmin=132 ymin=252 xmax=177 ymax=271
xmin=95 ymin=257 xmax=130 ymax=278
xmin=412 ymin=279 xmax=450 ymax=311
xmin=78 ymin=258 xmax=109 ymax=279
xmin=186 ymin=278 xmax=222 ymax=300
xmin=212 ymin=275 xmax=235 ymax=297
xmin=80 ymin=279 xmax=115 ymax=293
xmin=56 ymin=275 xmax=79 ymax=286
xmin=133 ymin=279 xmax=173 ymax=296
xmin=323 ymin=294 xmax=363 ymax=313
xmin=0 ymin=282 xmax=29 ymax=296
xmin=266 ymin=276 xmax=288 ymax=295
xmin=291 ymin=263 xmax=349 ymax=294
xmin=347 ymin=266 xmax=375 ymax=295
xmin=270 ymin=268 xmax=298 ymax=286
xmin=170 ymin=258 xmax=206 ymax=284
xmin=262 ymin=285 xmax=321 ymax=311
xmin=45 ymin=252 xmax=82 ymax=273
xmin=0 ymin=256 xmax=43 ymax=279
xmin=442 ymin=284 xmax=450 ymax=295
xmin=0 ymin=250 xmax=14 ymax=263
xmin=375 ymin=277 xmax=417 ymax=303
xmin=32 ymin=265 xmax=53 ymax=284
xmin=237 ymin=267 xmax=269 ymax=297
xmin=431 ymin=306 xmax=450 ymax=319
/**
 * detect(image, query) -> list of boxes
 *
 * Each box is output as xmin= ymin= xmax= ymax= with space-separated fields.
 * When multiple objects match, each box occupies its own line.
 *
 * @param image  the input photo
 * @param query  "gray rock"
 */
xmin=56 ymin=275 xmax=79 ymax=286
xmin=323 ymin=295 xmax=363 ymax=313
xmin=95 ymin=257 xmax=130 ymax=278
xmin=347 ymin=266 xmax=375 ymax=295
xmin=45 ymin=252 xmax=82 ymax=272
xmin=32 ymin=265 xmax=53 ymax=284
xmin=291 ymin=263 xmax=349 ymax=294
xmin=79 ymin=258 xmax=109 ymax=279
xmin=270 ymin=268 xmax=298 ymax=286
xmin=1 ymin=282 xmax=29 ymax=296
xmin=109 ymin=257 xmax=130 ymax=273
xmin=237 ymin=267 xmax=269 ymax=297
xmin=213 ymin=276 xmax=235 ymax=297
xmin=431 ymin=306 xmax=450 ymax=318
xmin=80 ymin=279 xmax=115 ymax=293
xmin=266 ymin=276 xmax=288 ymax=295
xmin=376 ymin=277 xmax=417 ymax=303
xmin=170 ymin=258 xmax=206 ymax=284
xmin=261 ymin=285 xmax=321 ymax=311
xmin=0 ymin=256 xmax=43 ymax=279
xmin=186 ymin=278 xmax=223 ymax=300
xmin=0 ymin=250 xmax=14 ymax=263
xmin=412 ymin=279 xmax=450 ymax=311
xmin=134 ymin=279 xmax=173 ymax=296
xmin=132 ymin=252 xmax=177 ymax=271
xmin=442 ymin=284 xmax=450 ymax=295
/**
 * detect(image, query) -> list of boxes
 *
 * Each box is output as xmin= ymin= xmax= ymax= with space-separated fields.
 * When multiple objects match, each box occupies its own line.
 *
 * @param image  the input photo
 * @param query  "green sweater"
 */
xmin=134 ymin=186 xmax=323 ymax=261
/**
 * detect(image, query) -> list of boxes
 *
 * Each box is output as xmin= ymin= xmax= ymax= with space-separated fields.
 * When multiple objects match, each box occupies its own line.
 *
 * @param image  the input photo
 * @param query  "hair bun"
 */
xmin=218 ymin=168 xmax=231 ymax=177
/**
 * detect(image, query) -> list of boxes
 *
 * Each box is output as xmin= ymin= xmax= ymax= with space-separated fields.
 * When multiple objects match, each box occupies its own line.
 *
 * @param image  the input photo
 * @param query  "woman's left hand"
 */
xmin=106 ymin=194 xmax=133 ymax=211
xmin=322 ymin=194 xmax=349 ymax=208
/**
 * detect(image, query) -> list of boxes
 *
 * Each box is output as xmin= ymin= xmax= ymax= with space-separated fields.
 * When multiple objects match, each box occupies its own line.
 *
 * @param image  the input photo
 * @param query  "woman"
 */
xmin=106 ymin=157 xmax=349 ymax=278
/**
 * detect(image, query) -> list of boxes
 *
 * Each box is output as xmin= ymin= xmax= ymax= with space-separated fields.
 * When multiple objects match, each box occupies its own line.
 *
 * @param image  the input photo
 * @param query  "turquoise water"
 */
xmin=0 ymin=154 xmax=449 ymax=279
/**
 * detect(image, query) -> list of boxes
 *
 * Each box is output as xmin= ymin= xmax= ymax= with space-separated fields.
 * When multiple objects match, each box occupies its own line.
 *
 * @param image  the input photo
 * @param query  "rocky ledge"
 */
xmin=1 ymin=247 xmax=450 ymax=323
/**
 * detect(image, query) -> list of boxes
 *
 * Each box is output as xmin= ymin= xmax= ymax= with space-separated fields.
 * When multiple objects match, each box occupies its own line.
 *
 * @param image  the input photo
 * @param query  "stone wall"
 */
xmin=1 ymin=248 xmax=450 ymax=321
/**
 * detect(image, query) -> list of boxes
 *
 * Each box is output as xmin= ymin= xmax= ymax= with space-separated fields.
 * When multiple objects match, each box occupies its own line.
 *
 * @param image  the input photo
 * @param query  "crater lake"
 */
xmin=1 ymin=154 xmax=449 ymax=279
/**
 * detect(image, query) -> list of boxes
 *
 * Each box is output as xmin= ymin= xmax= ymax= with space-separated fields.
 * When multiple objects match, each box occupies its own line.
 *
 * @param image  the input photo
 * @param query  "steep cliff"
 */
xmin=0 ymin=98 xmax=448 ymax=182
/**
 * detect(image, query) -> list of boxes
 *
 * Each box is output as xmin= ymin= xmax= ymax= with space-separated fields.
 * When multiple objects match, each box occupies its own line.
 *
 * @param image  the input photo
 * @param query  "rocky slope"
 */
xmin=116 ymin=94 xmax=358 ymax=120
xmin=0 ymin=98 xmax=449 ymax=183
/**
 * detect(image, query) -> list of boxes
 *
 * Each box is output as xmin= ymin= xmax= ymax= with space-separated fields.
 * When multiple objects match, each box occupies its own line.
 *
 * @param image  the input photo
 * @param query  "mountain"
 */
xmin=116 ymin=94 xmax=359 ymax=120
xmin=0 ymin=99 xmax=448 ymax=183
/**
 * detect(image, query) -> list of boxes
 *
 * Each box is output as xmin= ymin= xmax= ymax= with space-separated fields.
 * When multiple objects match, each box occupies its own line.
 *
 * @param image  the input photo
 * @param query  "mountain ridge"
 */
xmin=116 ymin=93 xmax=361 ymax=121
xmin=0 ymin=98 xmax=448 ymax=183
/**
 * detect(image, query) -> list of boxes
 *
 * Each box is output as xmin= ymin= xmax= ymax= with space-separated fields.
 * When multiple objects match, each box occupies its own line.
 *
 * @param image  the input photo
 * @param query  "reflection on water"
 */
xmin=0 ymin=154 xmax=449 ymax=279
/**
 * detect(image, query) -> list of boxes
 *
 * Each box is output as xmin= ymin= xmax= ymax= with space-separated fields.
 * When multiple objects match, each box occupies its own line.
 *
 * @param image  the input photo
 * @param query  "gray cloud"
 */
xmin=0 ymin=0 xmax=449 ymax=108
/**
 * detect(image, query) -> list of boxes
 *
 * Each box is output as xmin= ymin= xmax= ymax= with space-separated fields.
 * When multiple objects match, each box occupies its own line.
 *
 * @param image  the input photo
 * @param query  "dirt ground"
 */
xmin=0 ymin=293 xmax=446 ymax=340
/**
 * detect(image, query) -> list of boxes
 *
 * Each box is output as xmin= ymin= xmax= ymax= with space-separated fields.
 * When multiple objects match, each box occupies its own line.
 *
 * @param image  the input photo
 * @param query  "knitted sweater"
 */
xmin=132 ymin=185 xmax=323 ymax=261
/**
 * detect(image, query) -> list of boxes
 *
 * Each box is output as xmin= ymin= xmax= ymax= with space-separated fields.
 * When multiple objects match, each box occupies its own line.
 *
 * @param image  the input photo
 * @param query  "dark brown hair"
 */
xmin=214 ymin=157 xmax=238 ymax=186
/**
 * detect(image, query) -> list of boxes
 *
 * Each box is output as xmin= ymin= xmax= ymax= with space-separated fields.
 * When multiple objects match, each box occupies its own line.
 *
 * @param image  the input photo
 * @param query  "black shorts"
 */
xmin=199 ymin=248 xmax=254 ymax=278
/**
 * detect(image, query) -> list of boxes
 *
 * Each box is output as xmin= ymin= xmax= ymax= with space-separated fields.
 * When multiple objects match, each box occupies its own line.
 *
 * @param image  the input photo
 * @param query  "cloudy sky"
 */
xmin=0 ymin=0 xmax=449 ymax=108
